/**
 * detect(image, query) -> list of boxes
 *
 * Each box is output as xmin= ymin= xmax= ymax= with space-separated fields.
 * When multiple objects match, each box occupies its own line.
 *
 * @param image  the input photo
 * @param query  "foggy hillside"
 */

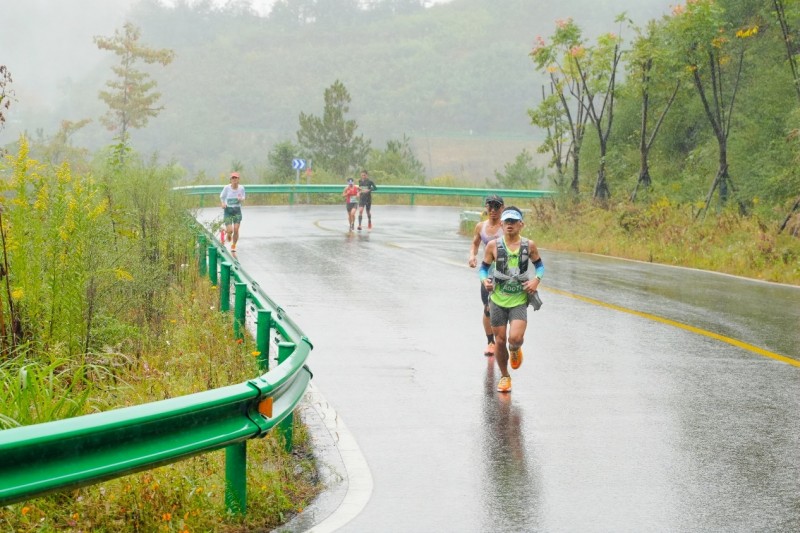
xmin=2 ymin=0 xmax=672 ymax=181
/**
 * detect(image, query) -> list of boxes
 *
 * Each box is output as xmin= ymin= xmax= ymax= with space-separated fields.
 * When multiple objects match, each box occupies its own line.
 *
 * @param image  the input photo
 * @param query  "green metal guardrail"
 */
xmin=0 ymin=225 xmax=312 ymax=516
xmin=175 ymin=183 xmax=555 ymax=206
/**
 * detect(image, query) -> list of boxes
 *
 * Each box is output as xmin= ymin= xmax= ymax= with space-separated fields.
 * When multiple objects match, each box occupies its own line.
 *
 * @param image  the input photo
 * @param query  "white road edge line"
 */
xmin=302 ymin=382 xmax=374 ymax=533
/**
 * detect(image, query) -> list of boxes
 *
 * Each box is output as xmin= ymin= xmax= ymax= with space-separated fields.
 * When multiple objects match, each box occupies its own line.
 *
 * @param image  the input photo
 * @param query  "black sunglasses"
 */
xmin=486 ymin=202 xmax=503 ymax=209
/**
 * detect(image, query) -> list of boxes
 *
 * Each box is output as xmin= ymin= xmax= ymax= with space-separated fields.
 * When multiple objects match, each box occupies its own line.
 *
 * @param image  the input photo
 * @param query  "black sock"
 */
xmin=486 ymin=334 xmax=494 ymax=344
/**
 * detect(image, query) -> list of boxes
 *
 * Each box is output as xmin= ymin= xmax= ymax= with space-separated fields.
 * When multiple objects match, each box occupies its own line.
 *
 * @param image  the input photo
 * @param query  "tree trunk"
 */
xmin=570 ymin=151 xmax=580 ymax=194
xmin=779 ymin=194 xmax=800 ymax=234
xmin=631 ymin=158 xmax=651 ymax=202
xmin=701 ymin=141 xmax=730 ymax=216
xmin=718 ymin=144 xmax=729 ymax=204
xmin=593 ymin=139 xmax=610 ymax=200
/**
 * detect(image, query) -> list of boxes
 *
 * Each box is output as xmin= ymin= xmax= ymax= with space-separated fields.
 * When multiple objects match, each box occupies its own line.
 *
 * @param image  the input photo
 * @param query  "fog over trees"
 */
xmin=2 ymin=0 xmax=670 ymax=181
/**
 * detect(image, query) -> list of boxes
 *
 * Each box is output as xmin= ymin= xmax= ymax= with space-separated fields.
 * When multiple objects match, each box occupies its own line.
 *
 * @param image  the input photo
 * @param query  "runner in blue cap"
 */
xmin=479 ymin=206 xmax=544 ymax=393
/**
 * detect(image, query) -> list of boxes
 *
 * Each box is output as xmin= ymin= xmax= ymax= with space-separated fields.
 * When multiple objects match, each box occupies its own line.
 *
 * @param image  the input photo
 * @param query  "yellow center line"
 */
xmin=544 ymin=287 xmax=800 ymax=368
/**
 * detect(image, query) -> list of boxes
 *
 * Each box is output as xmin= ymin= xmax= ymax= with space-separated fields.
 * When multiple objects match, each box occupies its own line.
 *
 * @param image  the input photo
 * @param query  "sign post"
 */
xmin=291 ymin=158 xmax=306 ymax=186
xmin=305 ymin=159 xmax=312 ymax=203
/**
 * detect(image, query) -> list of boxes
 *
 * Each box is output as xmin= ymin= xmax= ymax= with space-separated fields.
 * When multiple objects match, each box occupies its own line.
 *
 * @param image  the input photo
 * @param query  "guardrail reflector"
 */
xmin=259 ymin=397 xmax=274 ymax=418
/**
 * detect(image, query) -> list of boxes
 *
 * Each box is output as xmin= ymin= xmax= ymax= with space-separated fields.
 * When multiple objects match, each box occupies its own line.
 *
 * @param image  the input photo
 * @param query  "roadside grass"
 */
xmin=524 ymin=199 xmax=800 ymax=286
xmin=0 ymin=271 xmax=320 ymax=532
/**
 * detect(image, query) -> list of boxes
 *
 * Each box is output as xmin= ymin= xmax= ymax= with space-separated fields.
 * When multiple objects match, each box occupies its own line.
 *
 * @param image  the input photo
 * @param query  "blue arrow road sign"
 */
xmin=292 ymin=158 xmax=306 ymax=170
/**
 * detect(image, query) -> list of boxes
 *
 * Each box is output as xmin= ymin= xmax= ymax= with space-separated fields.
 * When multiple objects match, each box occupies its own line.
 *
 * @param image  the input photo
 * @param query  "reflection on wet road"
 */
xmin=198 ymin=205 xmax=800 ymax=532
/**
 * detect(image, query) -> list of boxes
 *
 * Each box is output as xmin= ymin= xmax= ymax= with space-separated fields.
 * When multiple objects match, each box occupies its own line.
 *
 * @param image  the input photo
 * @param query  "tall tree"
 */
xmin=772 ymin=0 xmax=800 ymax=103
xmin=628 ymin=20 xmax=682 ymax=202
xmin=772 ymin=0 xmax=800 ymax=231
xmin=530 ymin=19 xmax=591 ymax=195
xmin=297 ymin=80 xmax=370 ymax=177
xmin=94 ymin=22 xmax=175 ymax=145
xmin=665 ymin=0 xmax=757 ymax=215
xmin=573 ymin=23 xmax=625 ymax=200
xmin=529 ymin=82 xmax=571 ymax=190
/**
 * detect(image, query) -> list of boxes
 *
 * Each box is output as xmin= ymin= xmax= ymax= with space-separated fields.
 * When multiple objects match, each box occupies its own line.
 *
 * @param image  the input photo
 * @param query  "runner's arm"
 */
xmin=468 ymin=222 xmax=482 ymax=267
xmin=523 ymin=243 xmax=544 ymax=292
xmin=529 ymin=242 xmax=543 ymax=279
xmin=480 ymin=240 xmax=497 ymax=289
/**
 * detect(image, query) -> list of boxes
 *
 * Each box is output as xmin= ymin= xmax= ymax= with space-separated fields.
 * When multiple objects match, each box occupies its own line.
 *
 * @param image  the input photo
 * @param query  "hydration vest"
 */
xmin=493 ymin=237 xmax=543 ymax=310
xmin=494 ymin=238 xmax=530 ymax=280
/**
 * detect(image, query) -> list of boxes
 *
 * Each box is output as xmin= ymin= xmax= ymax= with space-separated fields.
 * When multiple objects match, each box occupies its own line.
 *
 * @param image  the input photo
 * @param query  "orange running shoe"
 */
xmin=484 ymin=343 xmax=496 ymax=356
xmin=497 ymin=376 xmax=512 ymax=393
xmin=231 ymin=243 xmax=237 ymax=251
xmin=510 ymin=348 xmax=523 ymax=370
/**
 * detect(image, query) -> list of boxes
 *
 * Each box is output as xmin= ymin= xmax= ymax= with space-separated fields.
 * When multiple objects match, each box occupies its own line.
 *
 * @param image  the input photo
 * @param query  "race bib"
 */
xmin=500 ymin=281 xmax=523 ymax=294
xmin=349 ymin=195 xmax=359 ymax=203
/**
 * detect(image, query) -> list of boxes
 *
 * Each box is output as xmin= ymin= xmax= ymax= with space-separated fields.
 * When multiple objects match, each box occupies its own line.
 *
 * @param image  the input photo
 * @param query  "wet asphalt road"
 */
xmin=198 ymin=205 xmax=800 ymax=532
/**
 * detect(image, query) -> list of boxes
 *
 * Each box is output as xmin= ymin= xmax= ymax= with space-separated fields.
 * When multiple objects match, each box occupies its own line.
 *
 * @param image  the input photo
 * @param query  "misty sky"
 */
xmin=1 ymin=0 xmax=457 ymax=124
xmin=161 ymin=0 xmax=454 ymax=16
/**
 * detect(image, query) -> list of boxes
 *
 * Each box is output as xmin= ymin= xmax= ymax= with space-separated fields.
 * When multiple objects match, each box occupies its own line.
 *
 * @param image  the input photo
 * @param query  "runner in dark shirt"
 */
xmin=357 ymin=169 xmax=377 ymax=231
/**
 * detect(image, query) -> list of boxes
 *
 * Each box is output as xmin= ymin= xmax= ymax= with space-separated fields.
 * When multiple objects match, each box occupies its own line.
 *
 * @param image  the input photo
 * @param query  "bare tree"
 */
xmin=530 ymin=20 xmax=591 ymax=195
xmin=628 ymin=21 xmax=682 ymax=202
xmin=667 ymin=1 xmax=757 ymax=216
xmin=772 ymin=0 xmax=800 ymax=233
xmin=573 ymin=27 xmax=624 ymax=200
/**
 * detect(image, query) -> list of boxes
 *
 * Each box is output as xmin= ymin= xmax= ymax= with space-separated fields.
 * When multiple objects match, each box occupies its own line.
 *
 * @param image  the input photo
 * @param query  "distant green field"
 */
xmin=411 ymin=135 xmax=547 ymax=184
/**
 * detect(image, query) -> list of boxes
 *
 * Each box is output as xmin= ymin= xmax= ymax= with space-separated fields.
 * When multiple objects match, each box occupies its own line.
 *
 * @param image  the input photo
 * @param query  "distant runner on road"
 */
xmin=357 ymin=169 xmax=377 ymax=231
xmin=220 ymin=171 xmax=245 ymax=251
xmin=343 ymin=177 xmax=360 ymax=232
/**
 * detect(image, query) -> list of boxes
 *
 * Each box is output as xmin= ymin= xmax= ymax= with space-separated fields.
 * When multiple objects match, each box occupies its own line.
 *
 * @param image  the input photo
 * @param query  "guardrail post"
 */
xmin=277 ymin=342 xmax=295 ymax=451
xmin=225 ymin=442 xmax=247 ymax=516
xmin=208 ymin=246 xmax=218 ymax=286
xmin=410 ymin=193 xmax=416 ymax=206
xmin=256 ymin=310 xmax=272 ymax=372
xmin=198 ymin=235 xmax=207 ymax=276
xmin=234 ymin=282 xmax=247 ymax=340
xmin=220 ymin=262 xmax=231 ymax=312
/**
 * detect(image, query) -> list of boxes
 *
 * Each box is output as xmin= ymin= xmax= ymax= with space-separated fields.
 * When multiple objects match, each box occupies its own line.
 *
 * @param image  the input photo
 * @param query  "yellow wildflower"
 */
xmin=736 ymin=25 xmax=758 ymax=39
